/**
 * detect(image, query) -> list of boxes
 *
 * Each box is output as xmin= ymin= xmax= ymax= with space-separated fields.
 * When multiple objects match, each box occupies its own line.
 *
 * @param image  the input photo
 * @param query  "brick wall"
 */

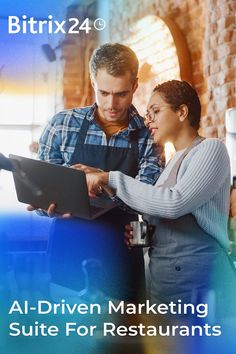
xmin=62 ymin=2 xmax=98 ymax=109
xmin=63 ymin=0 xmax=236 ymax=139
xmin=108 ymin=0 xmax=236 ymax=139
xmin=108 ymin=0 xmax=208 ymax=124
xmin=202 ymin=0 xmax=236 ymax=139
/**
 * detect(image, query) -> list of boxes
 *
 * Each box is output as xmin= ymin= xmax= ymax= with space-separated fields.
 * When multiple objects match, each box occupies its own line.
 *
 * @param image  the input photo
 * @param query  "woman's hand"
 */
xmin=124 ymin=224 xmax=134 ymax=248
xmin=73 ymin=164 xmax=115 ymax=196
xmin=86 ymin=172 xmax=110 ymax=198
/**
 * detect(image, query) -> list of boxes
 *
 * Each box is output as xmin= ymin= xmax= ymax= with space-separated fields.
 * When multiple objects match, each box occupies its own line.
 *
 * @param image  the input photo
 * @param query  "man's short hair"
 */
xmin=89 ymin=43 xmax=139 ymax=83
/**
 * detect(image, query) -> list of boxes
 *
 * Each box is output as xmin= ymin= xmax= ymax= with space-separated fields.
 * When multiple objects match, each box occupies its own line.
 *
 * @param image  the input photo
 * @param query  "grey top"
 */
xmin=109 ymin=138 xmax=231 ymax=248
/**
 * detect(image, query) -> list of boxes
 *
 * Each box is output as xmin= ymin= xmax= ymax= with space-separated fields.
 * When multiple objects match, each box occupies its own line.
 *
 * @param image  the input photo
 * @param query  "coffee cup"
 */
xmin=129 ymin=220 xmax=151 ymax=247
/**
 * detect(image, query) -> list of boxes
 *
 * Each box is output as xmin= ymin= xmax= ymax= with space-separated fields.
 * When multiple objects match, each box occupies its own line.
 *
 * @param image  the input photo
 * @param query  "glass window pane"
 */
xmin=0 ymin=130 xmax=32 ymax=211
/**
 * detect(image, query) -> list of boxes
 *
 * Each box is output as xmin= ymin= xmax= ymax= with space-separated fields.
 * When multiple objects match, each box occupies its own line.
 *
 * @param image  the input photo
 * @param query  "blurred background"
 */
xmin=0 ymin=4 xmax=235 ymax=352
xmin=0 ymin=0 xmax=235 ymax=205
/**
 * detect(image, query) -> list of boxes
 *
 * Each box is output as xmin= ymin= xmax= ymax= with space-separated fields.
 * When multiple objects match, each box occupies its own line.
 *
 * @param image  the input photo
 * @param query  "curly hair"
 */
xmin=89 ymin=43 xmax=139 ymax=83
xmin=153 ymin=80 xmax=201 ymax=129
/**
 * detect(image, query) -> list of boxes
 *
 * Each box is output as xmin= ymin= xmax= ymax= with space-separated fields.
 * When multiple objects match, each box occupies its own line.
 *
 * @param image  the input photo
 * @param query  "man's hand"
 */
xmin=27 ymin=203 xmax=71 ymax=218
xmin=71 ymin=163 xmax=103 ymax=174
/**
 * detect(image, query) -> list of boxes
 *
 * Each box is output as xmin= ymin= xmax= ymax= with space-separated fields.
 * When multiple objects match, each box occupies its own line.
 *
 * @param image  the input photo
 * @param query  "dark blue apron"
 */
xmin=50 ymin=110 xmax=145 ymax=301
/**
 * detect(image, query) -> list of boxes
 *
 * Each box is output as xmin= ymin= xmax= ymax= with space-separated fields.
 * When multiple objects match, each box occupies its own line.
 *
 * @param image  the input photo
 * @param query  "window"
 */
xmin=0 ymin=35 xmax=61 ymax=210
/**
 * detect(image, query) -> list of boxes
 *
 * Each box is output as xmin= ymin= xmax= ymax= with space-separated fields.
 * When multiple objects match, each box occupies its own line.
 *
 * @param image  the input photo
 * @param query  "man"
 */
xmin=32 ymin=43 xmax=163 ymax=300
xmin=37 ymin=43 xmax=162 ymax=183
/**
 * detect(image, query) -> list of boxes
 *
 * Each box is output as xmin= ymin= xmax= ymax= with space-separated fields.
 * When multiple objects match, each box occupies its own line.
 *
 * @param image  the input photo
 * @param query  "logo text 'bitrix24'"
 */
xmin=7 ymin=16 xmax=106 ymax=34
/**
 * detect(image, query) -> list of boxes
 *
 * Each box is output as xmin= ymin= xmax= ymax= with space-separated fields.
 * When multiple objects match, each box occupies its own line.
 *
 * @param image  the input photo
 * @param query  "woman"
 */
xmin=86 ymin=80 xmax=235 ymax=313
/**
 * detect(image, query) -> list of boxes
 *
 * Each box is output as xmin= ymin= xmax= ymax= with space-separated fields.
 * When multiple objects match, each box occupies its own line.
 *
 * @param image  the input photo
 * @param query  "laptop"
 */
xmin=9 ymin=154 xmax=115 ymax=220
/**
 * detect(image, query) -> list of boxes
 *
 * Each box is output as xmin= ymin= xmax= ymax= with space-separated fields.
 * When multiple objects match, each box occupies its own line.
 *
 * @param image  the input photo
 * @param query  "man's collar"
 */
xmin=86 ymin=103 xmax=97 ymax=121
xmin=86 ymin=103 xmax=145 ymax=131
